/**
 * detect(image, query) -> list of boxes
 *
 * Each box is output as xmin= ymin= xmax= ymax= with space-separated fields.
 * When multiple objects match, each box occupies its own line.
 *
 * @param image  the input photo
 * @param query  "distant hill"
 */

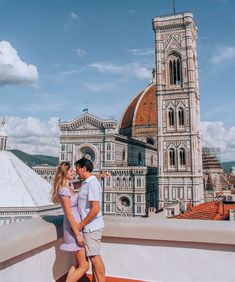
xmin=10 ymin=149 xmax=59 ymax=168
xmin=221 ymin=161 xmax=235 ymax=173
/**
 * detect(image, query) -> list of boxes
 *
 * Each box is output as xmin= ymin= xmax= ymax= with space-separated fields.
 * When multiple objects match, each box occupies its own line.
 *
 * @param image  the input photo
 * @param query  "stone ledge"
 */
xmin=1 ymin=215 xmax=235 ymax=265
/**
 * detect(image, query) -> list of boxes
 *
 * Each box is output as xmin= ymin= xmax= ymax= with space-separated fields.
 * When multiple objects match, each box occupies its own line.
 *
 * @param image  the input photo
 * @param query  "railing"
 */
xmin=1 ymin=215 xmax=235 ymax=282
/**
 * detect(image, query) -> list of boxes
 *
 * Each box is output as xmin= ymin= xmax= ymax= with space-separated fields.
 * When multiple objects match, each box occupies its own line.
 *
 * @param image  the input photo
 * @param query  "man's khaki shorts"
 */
xmin=83 ymin=228 xmax=103 ymax=257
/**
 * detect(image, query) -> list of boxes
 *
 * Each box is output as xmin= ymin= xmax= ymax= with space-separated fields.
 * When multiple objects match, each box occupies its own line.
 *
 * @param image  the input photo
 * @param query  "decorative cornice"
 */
xmin=152 ymin=12 xmax=195 ymax=32
xmin=59 ymin=113 xmax=118 ymax=131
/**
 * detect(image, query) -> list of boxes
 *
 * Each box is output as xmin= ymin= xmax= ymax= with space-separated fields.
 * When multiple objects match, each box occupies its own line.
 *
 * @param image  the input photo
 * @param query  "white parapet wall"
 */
xmin=0 ymin=215 xmax=235 ymax=282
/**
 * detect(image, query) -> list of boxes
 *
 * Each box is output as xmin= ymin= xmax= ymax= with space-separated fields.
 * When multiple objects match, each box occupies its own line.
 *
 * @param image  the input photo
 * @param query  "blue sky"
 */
xmin=0 ymin=0 xmax=235 ymax=161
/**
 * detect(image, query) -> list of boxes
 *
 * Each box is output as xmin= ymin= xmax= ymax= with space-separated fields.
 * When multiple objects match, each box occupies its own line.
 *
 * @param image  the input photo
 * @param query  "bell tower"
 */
xmin=152 ymin=12 xmax=203 ymax=209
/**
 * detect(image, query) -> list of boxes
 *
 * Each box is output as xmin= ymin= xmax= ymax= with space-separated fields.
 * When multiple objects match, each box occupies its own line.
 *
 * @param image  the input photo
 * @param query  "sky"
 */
xmin=0 ymin=0 xmax=235 ymax=161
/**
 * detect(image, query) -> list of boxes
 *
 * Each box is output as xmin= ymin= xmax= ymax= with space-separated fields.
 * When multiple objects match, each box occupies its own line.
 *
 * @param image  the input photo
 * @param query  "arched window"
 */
xmin=169 ymin=149 xmax=176 ymax=167
xmin=138 ymin=152 xmax=143 ymax=165
xmin=122 ymin=150 xmax=126 ymax=161
xmin=179 ymin=148 xmax=186 ymax=166
xmin=116 ymin=177 xmax=120 ymax=187
xmin=178 ymin=107 xmax=185 ymax=127
xmin=168 ymin=108 xmax=175 ymax=127
xmin=123 ymin=177 xmax=126 ymax=187
xmin=169 ymin=53 xmax=182 ymax=85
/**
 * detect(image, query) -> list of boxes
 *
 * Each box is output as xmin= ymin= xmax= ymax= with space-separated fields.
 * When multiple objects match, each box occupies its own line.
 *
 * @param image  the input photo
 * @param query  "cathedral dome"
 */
xmin=119 ymin=83 xmax=157 ymax=143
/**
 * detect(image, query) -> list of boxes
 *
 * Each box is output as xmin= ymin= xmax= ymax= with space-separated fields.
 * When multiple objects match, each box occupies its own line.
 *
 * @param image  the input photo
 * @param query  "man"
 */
xmin=75 ymin=157 xmax=105 ymax=282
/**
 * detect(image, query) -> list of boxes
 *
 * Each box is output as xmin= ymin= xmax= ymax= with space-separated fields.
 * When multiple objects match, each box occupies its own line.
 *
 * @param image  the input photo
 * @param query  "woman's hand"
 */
xmin=97 ymin=171 xmax=112 ymax=178
xmin=76 ymin=233 xmax=85 ymax=247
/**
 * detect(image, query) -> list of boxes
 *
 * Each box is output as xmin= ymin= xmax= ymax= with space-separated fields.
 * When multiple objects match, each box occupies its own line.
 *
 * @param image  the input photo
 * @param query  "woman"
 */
xmin=52 ymin=161 xmax=88 ymax=282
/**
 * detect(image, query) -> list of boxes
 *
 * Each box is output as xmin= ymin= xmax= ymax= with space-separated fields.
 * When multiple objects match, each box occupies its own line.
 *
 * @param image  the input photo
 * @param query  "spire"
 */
xmin=0 ymin=118 xmax=8 ymax=151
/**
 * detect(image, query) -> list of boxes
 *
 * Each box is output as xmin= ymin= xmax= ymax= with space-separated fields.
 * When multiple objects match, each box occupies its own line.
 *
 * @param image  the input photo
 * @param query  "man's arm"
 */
xmin=78 ymin=200 xmax=100 ymax=231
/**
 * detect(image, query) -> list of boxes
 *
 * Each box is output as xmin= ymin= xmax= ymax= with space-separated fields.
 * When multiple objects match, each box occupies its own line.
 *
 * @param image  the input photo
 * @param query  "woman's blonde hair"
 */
xmin=51 ymin=161 xmax=71 ymax=203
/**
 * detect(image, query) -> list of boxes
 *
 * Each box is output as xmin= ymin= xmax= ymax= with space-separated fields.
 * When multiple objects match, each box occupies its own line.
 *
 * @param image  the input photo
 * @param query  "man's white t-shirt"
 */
xmin=78 ymin=175 xmax=104 ymax=232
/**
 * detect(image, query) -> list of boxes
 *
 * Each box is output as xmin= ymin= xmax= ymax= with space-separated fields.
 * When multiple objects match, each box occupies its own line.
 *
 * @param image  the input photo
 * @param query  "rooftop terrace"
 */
xmin=0 ymin=215 xmax=235 ymax=282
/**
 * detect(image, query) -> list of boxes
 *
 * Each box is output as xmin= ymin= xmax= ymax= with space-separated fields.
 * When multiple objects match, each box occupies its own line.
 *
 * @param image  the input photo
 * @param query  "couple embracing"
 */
xmin=52 ymin=157 xmax=106 ymax=282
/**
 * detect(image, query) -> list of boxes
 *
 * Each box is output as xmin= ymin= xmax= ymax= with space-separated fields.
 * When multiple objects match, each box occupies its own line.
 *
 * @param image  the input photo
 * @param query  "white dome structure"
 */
xmin=0 ymin=151 xmax=53 ymax=207
xmin=0 ymin=122 xmax=61 ymax=225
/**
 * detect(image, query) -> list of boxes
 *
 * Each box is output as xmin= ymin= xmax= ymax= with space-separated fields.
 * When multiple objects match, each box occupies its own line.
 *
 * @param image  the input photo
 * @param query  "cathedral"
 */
xmin=58 ymin=12 xmax=204 ymax=217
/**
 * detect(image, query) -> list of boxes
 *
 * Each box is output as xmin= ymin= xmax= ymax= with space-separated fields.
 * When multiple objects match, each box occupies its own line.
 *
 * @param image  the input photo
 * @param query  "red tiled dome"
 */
xmin=119 ymin=83 xmax=157 ymax=138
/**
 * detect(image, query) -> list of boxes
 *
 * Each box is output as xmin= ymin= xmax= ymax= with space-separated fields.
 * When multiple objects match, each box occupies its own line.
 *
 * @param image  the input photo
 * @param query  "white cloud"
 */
xmin=210 ymin=46 xmax=235 ymax=65
xmin=201 ymin=121 xmax=235 ymax=161
xmin=0 ymin=41 xmax=39 ymax=86
xmin=89 ymin=62 xmax=151 ymax=80
xmin=84 ymin=82 xmax=117 ymax=92
xmin=59 ymin=69 xmax=79 ymax=76
xmin=70 ymin=11 xmax=79 ymax=20
xmin=4 ymin=117 xmax=59 ymax=156
xmin=76 ymin=48 xmax=87 ymax=57
xmin=128 ymin=48 xmax=154 ymax=56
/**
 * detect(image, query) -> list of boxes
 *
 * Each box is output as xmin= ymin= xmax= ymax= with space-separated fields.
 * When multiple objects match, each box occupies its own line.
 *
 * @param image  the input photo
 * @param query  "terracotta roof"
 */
xmin=134 ymin=84 xmax=157 ymax=127
xmin=120 ymin=91 xmax=143 ymax=130
xmin=175 ymin=201 xmax=235 ymax=220
xmin=120 ymin=83 xmax=157 ymax=134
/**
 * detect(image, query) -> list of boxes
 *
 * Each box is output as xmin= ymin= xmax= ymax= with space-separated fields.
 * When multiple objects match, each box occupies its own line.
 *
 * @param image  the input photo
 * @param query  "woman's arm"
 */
xmin=95 ymin=171 xmax=112 ymax=179
xmin=60 ymin=196 xmax=84 ymax=246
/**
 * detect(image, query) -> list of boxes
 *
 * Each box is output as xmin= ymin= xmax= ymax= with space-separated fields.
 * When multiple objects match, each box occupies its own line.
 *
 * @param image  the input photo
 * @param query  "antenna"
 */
xmin=173 ymin=0 xmax=176 ymax=15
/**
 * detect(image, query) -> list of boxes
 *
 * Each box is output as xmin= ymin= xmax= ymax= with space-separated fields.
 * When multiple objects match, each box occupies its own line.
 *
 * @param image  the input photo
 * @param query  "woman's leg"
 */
xmin=66 ymin=248 xmax=89 ymax=282
xmin=66 ymin=266 xmax=76 ymax=280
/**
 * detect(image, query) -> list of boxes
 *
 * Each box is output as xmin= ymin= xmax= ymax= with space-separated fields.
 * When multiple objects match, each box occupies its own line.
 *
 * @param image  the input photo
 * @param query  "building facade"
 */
xmin=57 ymin=12 xmax=204 ymax=216
xmin=59 ymin=113 xmax=157 ymax=216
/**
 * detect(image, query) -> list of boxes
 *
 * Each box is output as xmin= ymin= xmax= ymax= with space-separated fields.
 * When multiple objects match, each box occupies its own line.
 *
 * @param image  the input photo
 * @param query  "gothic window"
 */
xmin=122 ymin=149 xmax=126 ymax=161
xmin=129 ymin=177 xmax=132 ymax=187
xmin=168 ymin=108 xmax=175 ymax=127
xmin=105 ymin=193 xmax=110 ymax=201
xmin=178 ymin=107 xmax=185 ymax=127
xmin=106 ymin=152 xmax=111 ymax=160
xmin=106 ymin=142 xmax=111 ymax=151
xmin=138 ymin=152 xmax=143 ymax=165
xmin=106 ymin=177 xmax=111 ymax=187
xmin=169 ymin=148 xmax=176 ymax=167
xmin=116 ymin=177 xmax=120 ymax=187
xmin=123 ymin=177 xmax=126 ymax=188
xmin=137 ymin=177 xmax=141 ymax=187
xmin=137 ymin=194 xmax=142 ymax=202
xmin=179 ymin=148 xmax=186 ymax=166
xmin=105 ymin=203 xmax=111 ymax=212
xmin=67 ymin=144 xmax=73 ymax=152
xmin=137 ymin=205 xmax=142 ymax=213
xmin=169 ymin=53 xmax=182 ymax=85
